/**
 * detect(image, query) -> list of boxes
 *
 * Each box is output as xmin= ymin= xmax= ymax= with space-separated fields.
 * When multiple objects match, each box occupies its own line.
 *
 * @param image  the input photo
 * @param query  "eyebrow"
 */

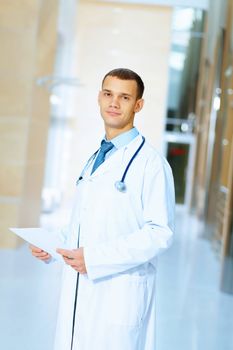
xmin=102 ymin=89 xmax=133 ymax=97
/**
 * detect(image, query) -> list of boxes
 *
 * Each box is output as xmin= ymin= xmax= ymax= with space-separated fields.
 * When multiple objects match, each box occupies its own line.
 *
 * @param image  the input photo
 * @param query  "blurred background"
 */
xmin=0 ymin=0 xmax=233 ymax=349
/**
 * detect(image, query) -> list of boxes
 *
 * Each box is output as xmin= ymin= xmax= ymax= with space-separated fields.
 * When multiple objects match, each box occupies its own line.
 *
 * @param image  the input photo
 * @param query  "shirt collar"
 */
xmin=104 ymin=127 xmax=139 ymax=149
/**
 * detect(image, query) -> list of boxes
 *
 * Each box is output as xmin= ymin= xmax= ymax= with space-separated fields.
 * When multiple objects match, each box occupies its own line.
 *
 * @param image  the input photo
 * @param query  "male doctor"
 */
xmin=30 ymin=68 xmax=175 ymax=350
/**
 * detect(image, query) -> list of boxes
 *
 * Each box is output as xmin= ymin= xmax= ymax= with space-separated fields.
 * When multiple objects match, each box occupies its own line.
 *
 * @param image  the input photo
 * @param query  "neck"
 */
xmin=105 ymin=125 xmax=134 ymax=140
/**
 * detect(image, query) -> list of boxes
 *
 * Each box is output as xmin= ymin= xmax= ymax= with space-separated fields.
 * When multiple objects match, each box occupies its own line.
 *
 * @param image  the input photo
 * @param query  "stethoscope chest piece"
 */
xmin=115 ymin=181 xmax=127 ymax=193
xmin=76 ymin=136 xmax=145 ymax=194
xmin=114 ymin=136 xmax=145 ymax=193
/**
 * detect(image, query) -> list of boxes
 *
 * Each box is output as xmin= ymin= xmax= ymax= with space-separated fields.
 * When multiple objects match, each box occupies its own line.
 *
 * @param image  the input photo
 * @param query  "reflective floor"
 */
xmin=0 ymin=207 xmax=233 ymax=350
xmin=157 ymin=207 xmax=233 ymax=350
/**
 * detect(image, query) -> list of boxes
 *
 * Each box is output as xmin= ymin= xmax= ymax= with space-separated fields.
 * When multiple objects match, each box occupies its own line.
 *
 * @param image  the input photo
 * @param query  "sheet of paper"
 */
xmin=10 ymin=227 xmax=67 ymax=262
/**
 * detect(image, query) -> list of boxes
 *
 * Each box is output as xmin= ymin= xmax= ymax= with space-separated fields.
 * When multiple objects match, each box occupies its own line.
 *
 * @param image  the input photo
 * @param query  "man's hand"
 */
xmin=56 ymin=248 xmax=87 ymax=274
xmin=29 ymin=244 xmax=51 ymax=262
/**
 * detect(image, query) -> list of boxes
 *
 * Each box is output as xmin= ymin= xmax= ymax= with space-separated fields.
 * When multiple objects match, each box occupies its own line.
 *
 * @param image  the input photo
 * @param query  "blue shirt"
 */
xmin=104 ymin=127 xmax=139 ymax=160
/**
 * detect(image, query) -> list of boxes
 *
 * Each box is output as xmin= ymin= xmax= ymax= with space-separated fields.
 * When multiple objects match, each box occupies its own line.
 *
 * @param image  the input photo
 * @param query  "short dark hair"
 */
xmin=102 ymin=68 xmax=144 ymax=99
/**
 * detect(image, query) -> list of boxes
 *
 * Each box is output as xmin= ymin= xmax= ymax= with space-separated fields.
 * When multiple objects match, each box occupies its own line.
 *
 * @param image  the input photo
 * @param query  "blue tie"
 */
xmin=91 ymin=140 xmax=114 ymax=174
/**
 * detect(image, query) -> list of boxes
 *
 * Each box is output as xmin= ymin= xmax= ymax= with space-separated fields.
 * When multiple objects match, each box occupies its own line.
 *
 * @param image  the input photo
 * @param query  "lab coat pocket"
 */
xmin=108 ymin=275 xmax=148 ymax=328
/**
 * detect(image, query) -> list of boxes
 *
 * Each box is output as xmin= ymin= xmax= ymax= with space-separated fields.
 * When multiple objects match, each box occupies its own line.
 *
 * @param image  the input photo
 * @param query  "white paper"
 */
xmin=10 ymin=227 xmax=67 ymax=262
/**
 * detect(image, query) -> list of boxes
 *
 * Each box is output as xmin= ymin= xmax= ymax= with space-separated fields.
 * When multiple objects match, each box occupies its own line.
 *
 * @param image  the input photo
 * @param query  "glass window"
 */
xmin=166 ymin=8 xmax=206 ymax=133
xmin=166 ymin=142 xmax=190 ymax=204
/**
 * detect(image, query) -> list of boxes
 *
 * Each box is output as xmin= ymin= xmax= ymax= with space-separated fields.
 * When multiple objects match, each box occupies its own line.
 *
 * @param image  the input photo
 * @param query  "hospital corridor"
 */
xmin=1 ymin=0 xmax=233 ymax=350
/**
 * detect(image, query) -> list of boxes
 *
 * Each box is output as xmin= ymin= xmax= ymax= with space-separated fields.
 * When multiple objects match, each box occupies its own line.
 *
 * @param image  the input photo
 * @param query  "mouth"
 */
xmin=106 ymin=110 xmax=121 ymax=117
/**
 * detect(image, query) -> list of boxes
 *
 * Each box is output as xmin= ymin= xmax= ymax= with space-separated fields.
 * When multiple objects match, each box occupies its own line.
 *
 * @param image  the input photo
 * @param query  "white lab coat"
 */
xmin=54 ymin=134 xmax=175 ymax=350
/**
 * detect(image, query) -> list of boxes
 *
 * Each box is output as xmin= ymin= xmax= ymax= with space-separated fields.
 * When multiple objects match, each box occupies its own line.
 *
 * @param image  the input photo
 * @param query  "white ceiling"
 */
xmin=99 ymin=0 xmax=209 ymax=10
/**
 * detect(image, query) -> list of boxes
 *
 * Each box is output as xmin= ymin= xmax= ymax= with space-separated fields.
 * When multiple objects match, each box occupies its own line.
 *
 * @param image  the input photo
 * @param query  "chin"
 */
xmin=103 ymin=117 xmax=120 ymax=126
xmin=105 ymin=122 xmax=123 ymax=129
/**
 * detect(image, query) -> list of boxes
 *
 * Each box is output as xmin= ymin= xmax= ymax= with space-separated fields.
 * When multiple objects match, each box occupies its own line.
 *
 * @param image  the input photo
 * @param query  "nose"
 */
xmin=109 ymin=95 xmax=120 ymax=108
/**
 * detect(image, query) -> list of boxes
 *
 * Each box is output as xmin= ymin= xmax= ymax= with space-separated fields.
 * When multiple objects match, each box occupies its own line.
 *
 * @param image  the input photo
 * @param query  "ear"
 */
xmin=134 ymin=98 xmax=144 ymax=113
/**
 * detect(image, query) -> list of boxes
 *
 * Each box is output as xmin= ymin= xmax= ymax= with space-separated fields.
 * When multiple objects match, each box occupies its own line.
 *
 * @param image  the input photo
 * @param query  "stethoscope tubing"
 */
xmin=76 ymin=136 xmax=145 ymax=191
xmin=120 ymin=136 xmax=145 ymax=183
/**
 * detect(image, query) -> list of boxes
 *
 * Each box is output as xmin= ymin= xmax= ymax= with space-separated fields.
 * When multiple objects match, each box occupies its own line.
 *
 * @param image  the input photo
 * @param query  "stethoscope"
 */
xmin=76 ymin=136 xmax=145 ymax=193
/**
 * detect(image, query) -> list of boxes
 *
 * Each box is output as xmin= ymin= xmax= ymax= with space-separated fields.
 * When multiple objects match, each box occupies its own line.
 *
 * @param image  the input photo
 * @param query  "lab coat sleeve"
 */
xmin=84 ymin=155 xmax=175 ymax=281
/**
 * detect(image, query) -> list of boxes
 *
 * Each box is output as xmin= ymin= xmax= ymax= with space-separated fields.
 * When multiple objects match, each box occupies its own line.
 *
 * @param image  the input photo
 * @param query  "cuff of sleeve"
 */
xmin=83 ymin=246 xmax=97 ymax=280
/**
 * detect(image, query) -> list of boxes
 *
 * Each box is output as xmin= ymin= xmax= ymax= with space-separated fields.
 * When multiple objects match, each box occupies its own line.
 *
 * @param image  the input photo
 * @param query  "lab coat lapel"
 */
xmin=90 ymin=135 xmax=143 ymax=178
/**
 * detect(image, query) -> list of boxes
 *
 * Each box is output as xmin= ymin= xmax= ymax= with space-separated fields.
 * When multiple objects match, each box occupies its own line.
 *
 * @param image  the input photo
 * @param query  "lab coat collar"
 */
xmin=89 ymin=134 xmax=144 ymax=178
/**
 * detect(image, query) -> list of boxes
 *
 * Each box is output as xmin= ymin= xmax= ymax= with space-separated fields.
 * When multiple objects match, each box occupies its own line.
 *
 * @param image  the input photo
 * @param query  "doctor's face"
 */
xmin=98 ymin=76 xmax=144 ymax=138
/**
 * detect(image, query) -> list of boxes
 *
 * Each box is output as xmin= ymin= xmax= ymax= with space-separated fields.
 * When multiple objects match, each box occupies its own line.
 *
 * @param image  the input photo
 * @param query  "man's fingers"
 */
xmin=57 ymin=248 xmax=71 ymax=255
xmin=31 ymin=250 xmax=51 ymax=260
xmin=29 ymin=245 xmax=43 ymax=253
xmin=56 ymin=248 xmax=70 ymax=255
xmin=57 ymin=248 xmax=74 ymax=259
xmin=63 ymin=257 xmax=80 ymax=268
xmin=33 ymin=251 xmax=48 ymax=258
xmin=63 ymin=257 xmax=74 ymax=265
xmin=29 ymin=244 xmax=51 ymax=262
xmin=66 ymin=260 xmax=86 ymax=273
xmin=58 ymin=248 xmax=86 ymax=274
xmin=40 ymin=255 xmax=51 ymax=261
xmin=63 ymin=257 xmax=75 ymax=267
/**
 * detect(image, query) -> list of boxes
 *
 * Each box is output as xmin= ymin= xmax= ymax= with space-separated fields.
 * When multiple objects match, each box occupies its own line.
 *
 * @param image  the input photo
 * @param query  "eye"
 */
xmin=103 ymin=92 xmax=111 ymax=97
xmin=122 ymin=96 xmax=129 ymax=101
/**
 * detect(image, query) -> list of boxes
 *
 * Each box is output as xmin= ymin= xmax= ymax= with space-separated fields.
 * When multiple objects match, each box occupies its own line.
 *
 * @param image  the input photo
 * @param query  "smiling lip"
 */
xmin=106 ymin=110 xmax=121 ymax=116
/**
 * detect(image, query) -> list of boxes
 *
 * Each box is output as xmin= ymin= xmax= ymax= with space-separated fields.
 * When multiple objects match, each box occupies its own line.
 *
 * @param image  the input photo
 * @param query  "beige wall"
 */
xmin=66 ymin=0 xmax=172 ymax=193
xmin=0 ymin=0 xmax=58 ymax=248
